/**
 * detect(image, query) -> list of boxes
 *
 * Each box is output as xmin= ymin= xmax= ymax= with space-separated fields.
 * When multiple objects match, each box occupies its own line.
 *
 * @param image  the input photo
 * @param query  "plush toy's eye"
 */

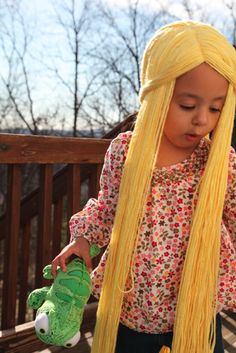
xmin=35 ymin=313 xmax=49 ymax=335
xmin=63 ymin=331 xmax=81 ymax=348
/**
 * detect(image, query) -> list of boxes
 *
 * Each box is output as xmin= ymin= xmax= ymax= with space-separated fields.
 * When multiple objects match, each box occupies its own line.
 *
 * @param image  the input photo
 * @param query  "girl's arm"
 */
xmin=51 ymin=132 xmax=131 ymax=276
xmin=223 ymin=146 xmax=236 ymax=248
xmin=69 ymin=132 xmax=131 ymax=248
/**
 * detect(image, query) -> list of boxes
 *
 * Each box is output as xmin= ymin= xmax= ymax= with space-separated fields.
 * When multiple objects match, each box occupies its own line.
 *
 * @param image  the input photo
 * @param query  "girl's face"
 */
xmin=162 ymin=63 xmax=228 ymax=155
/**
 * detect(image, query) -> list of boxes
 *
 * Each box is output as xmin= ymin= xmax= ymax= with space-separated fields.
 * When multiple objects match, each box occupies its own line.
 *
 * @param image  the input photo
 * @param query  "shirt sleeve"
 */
xmin=223 ymin=146 xmax=236 ymax=249
xmin=69 ymin=132 xmax=131 ymax=248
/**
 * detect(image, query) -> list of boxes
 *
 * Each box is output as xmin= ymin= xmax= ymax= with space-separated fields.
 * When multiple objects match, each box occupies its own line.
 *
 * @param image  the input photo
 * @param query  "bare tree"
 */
xmin=1 ymin=0 xmax=235 ymax=137
xmin=168 ymin=0 xmax=212 ymax=23
xmin=0 ymin=0 xmax=63 ymax=134
xmin=0 ymin=0 xmax=40 ymax=133
xmin=0 ymin=96 xmax=11 ymax=129
xmin=83 ymin=0 xmax=174 ymax=131
xmin=224 ymin=0 xmax=236 ymax=45
xmin=44 ymin=0 xmax=104 ymax=137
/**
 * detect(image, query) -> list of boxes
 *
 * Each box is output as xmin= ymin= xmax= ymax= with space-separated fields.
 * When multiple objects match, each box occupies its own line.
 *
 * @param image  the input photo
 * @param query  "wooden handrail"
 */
xmin=0 ymin=133 xmax=110 ymax=163
xmin=0 ymin=133 xmax=110 ymax=333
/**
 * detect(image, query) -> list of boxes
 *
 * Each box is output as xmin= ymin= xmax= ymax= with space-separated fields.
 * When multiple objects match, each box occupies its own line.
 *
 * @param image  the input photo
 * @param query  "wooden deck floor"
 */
xmin=221 ymin=311 xmax=236 ymax=352
xmin=35 ymin=311 xmax=236 ymax=353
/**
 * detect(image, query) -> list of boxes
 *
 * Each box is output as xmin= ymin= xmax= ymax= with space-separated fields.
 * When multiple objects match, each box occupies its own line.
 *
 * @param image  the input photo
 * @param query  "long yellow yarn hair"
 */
xmin=91 ymin=21 xmax=236 ymax=353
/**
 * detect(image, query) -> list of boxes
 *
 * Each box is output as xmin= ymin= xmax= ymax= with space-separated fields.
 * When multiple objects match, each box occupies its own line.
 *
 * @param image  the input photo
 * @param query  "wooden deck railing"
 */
xmin=0 ymin=134 xmax=110 ymax=338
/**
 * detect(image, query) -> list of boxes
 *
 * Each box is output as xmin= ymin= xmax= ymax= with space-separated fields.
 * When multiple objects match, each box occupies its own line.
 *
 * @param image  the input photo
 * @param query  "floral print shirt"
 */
xmin=69 ymin=131 xmax=236 ymax=334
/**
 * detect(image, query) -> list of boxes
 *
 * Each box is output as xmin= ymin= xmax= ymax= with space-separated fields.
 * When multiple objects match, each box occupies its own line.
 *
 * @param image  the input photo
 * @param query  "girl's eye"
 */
xmin=180 ymin=105 xmax=195 ymax=110
xmin=210 ymin=107 xmax=221 ymax=113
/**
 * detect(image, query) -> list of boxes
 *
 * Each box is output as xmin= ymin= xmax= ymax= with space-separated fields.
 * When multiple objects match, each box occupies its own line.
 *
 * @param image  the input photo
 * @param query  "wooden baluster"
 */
xmin=2 ymin=165 xmax=22 ymax=329
xmin=35 ymin=165 xmax=53 ymax=289
xmin=89 ymin=164 xmax=103 ymax=198
xmin=18 ymin=221 xmax=30 ymax=324
xmin=67 ymin=164 xmax=81 ymax=241
xmin=52 ymin=197 xmax=63 ymax=258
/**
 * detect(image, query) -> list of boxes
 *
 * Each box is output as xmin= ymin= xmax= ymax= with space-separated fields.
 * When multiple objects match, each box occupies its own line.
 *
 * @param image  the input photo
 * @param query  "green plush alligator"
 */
xmin=27 ymin=245 xmax=100 ymax=348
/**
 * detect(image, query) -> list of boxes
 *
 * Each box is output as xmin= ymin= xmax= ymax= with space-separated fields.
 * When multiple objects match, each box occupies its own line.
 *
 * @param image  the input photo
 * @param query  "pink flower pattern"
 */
xmin=69 ymin=132 xmax=236 ymax=334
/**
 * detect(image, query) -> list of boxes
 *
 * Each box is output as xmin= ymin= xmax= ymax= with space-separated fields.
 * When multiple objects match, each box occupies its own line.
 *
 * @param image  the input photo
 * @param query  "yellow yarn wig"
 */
xmin=91 ymin=21 xmax=236 ymax=353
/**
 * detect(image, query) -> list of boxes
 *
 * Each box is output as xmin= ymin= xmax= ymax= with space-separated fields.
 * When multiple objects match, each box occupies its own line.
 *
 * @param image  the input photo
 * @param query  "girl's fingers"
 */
xmin=51 ymin=255 xmax=67 ymax=277
xmin=83 ymin=254 xmax=93 ymax=273
xmin=51 ymin=238 xmax=93 ymax=276
xmin=59 ymin=257 xmax=67 ymax=272
xmin=51 ymin=259 xmax=58 ymax=277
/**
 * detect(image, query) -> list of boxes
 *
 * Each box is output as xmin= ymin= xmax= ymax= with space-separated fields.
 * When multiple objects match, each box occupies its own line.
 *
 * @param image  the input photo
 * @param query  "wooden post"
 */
xmin=35 ymin=165 xmax=53 ymax=289
xmin=2 ymin=165 xmax=22 ymax=329
xmin=67 ymin=164 xmax=81 ymax=241
xmin=18 ymin=222 xmax=31 ymax=324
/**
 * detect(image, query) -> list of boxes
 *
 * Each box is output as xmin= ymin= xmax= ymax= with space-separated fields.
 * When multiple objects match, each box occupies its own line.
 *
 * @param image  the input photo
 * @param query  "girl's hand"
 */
xmin=51 ymin=237 xmax=92 ymax=277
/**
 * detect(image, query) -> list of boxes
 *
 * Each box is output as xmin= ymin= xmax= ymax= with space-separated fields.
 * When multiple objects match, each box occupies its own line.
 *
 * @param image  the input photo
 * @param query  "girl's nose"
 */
xmin=192 ymin=108 xmax=208 ymax=126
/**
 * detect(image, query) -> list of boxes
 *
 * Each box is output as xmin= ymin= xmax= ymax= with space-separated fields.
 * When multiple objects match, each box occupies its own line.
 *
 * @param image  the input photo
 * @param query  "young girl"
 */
xmin=51 ymin=21 xmax=236 ymax=353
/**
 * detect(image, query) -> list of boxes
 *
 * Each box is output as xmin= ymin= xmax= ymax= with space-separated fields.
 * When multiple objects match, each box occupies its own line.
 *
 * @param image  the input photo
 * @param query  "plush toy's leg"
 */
xmin=159 ymin=346 xmax=170 ymax=353
xmin=27 ymin=287 xmax=49 ymax=309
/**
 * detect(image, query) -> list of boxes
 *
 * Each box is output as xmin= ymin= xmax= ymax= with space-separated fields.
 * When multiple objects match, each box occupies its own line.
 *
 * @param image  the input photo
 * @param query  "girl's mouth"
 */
xmin=185 ymin=133 xmax=201 ymax=141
